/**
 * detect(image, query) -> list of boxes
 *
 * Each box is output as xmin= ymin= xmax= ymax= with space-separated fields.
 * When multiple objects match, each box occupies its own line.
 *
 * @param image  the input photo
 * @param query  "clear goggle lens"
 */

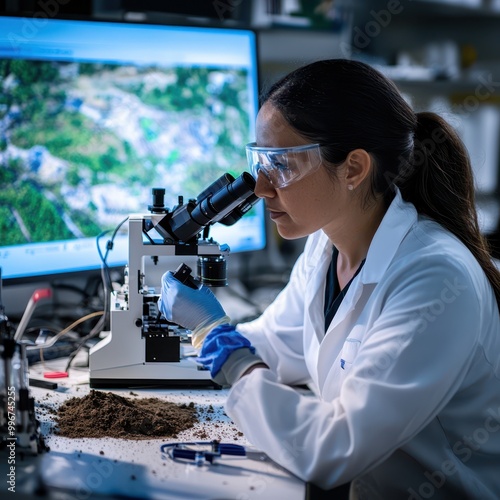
xmin=245 ymin=142 xmax=322 ymax=188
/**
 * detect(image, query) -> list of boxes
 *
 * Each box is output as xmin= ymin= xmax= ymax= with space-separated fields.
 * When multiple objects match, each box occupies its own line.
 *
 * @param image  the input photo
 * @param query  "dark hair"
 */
xmin=262 ymin=59 xmax=500 ymax=310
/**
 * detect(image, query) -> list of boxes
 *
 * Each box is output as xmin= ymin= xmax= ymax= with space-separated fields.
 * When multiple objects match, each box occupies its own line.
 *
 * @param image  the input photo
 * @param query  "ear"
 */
xmin=344 ymin=149 xmax=372 ymax=190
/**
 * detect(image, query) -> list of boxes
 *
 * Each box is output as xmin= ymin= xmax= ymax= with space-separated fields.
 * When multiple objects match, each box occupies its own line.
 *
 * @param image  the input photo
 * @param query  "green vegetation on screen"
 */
xmin=0 ymin=60 xmax=252 ymax=246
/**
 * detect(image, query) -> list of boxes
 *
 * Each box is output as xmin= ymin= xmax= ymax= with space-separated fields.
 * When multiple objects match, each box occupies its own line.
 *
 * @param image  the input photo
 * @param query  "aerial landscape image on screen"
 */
xmin=0 ymin=59 xmax=252 ymax=247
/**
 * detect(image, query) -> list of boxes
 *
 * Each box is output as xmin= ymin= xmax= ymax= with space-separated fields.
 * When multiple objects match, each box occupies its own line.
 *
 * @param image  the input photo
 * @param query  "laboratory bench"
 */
xmin=2 ymin=355 xmax=314 ymax=500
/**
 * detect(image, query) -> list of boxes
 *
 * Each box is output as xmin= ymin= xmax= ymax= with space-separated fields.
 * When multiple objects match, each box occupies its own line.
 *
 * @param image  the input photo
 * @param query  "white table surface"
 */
xmin=26 ymin=357 xmax=306 ymax=500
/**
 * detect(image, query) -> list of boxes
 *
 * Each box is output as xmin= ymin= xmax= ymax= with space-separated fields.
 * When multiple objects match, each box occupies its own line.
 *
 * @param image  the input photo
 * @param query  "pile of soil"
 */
xmin=55 ymin=390 xmax=198 ymax=439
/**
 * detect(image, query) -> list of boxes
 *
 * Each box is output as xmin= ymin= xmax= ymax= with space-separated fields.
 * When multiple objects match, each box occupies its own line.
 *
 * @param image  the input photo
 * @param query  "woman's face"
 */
xmin=254 ymin=103 xmax=346 ymax=240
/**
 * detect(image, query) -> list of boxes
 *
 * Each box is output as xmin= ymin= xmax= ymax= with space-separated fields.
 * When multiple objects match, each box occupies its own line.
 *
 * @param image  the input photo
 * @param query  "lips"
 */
xmin=268 ymin=209 xmax=286 ymax=220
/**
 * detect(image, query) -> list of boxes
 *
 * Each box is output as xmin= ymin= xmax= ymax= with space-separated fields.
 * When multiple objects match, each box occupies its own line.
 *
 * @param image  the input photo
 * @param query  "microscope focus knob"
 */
xmin=135 ymin=318 xmax=143 ymax=327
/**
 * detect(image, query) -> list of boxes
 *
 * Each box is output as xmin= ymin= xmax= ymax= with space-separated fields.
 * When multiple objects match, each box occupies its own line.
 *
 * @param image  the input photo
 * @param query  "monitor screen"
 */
xmin=0 ymin=16 xmax=264 ymax=284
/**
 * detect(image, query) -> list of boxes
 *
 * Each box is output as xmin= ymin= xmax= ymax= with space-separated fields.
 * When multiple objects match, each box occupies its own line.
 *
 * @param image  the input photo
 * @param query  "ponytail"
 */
xmin=262 ymin=59 xmax=500 ymax=310
xmin=397 ymin=111 xmax=500 ymax=309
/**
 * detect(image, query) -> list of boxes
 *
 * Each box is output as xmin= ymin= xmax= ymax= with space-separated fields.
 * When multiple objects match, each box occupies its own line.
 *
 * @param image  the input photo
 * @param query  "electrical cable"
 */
xmin=96 ymin=217 xmax=129 ymax=293
xmin=63 ymin=313 xmax=107 ymax=372
xmin=23 ymin=311 xmax=103 ymax=372
xmin=25 ymin=311 xmax=104 ymax=353
xmin=61 ymin=217 xmax=129 ymax=372
xmin=96 ymin=217 xmax=128 ymax=331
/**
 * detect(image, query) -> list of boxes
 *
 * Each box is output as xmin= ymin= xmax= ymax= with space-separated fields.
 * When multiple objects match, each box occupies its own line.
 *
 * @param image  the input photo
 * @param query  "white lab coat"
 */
xmin=227 ymin=190 xmax=500 ymax=499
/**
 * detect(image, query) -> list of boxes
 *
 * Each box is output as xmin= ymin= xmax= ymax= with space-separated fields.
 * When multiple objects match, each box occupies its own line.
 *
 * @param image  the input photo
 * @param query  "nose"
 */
xmin=254 ymin=172 xmax=276 ymax=199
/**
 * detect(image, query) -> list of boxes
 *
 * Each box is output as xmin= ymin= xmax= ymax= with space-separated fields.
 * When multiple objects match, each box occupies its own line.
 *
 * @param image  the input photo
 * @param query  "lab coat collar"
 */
xmin=306 ymin=188 xmax=418 ymax=282
xmin=360 ymin=188 xmax=417 ymax=285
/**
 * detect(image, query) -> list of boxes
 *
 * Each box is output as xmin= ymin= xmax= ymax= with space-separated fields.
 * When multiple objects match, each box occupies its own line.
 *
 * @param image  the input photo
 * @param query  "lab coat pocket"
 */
xmin=339 ymin=338 xmax=361 ymax=372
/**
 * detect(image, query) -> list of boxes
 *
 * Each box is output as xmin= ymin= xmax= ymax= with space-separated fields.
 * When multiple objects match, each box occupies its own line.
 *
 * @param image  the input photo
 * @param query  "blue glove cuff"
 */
xmin=196 ymin=324 xmax=255 ymax=378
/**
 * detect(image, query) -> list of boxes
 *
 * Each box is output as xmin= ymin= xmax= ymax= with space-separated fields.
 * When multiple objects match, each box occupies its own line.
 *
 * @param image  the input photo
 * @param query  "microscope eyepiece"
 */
xmin=154 ymin=172 xmax=257 ymax=242
xmin=191 ymin=171 xmax=256 ymax=227
xmin=148 ymin=188 xmax=167 ymax=214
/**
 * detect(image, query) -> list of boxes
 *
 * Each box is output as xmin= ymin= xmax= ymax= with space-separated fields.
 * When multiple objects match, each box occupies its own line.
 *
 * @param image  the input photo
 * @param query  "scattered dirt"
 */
xmin=55 ymin=390 xmax=198 ymax=439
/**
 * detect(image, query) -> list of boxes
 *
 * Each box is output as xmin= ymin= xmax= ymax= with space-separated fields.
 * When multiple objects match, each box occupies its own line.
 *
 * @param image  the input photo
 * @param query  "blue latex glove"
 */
xmin=197 ymin=324 xmax=265 ymax=386
xmin=158 ymin=271 xmax=230 ymax=347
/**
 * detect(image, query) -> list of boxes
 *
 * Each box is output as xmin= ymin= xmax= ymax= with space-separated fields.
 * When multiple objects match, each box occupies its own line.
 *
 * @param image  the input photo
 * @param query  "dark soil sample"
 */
xmin=55 ymin=390 xmax=198 ymax=439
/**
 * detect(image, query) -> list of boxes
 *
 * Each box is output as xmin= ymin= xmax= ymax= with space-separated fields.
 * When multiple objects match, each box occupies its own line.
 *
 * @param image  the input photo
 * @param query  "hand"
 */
xmin=197 ymin=324 xmax=267 ymax=386
xmin=158 ymin=271 xmax=230 ymax=348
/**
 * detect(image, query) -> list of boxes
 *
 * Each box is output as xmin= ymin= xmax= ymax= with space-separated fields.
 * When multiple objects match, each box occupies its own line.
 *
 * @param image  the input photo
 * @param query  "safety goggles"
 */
xmin=245 ymin=142 xmax=322 ymax=188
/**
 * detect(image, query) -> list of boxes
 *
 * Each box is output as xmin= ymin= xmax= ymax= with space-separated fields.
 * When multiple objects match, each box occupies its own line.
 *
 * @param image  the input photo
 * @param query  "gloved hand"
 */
xmin=197 ymin=324 xmax=267 ymax=386
xmin=158 ymin=271 xmax=230 ymax=349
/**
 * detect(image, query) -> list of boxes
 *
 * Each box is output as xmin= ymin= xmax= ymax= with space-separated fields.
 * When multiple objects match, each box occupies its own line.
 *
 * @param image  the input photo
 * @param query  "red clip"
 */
xmin=44 ymin=371 xmax=68 ymax=379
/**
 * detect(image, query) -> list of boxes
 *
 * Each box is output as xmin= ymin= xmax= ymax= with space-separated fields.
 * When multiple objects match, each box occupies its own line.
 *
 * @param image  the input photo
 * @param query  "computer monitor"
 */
xmin=0 ymin=16 xmax=264 ymax=314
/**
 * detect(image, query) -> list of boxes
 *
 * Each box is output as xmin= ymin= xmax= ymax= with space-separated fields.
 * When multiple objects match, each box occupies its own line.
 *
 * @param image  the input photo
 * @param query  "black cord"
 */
xmin=96 ymin=217 xmax=128 ymax=326
xmin=64 ymin=336 xmax=88 ymax=372
xmin=96 ymin=217 xmax=128 ymax=292
xmin=63 ymin=217 xmax=129 ymax=372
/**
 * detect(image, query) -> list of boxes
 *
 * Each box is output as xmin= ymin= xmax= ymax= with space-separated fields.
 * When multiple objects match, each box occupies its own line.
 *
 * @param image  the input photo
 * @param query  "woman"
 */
xmin=159 ymin=59 xmax=500 ymax=498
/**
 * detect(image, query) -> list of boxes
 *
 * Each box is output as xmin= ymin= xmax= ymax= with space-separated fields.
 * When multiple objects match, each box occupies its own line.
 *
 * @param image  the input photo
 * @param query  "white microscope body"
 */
xmin=89 ymin=173 xmax=257 ymax=388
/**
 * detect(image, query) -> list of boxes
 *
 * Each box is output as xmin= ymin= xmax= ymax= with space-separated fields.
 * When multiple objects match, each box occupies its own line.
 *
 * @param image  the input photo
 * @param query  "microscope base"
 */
xmin=89 ymin=329 xmax=220 ymax=389
xmin=89 ymin=377 xmax=219 ymax=389
xmin=89 ymin=362 xmax=220 ymax=389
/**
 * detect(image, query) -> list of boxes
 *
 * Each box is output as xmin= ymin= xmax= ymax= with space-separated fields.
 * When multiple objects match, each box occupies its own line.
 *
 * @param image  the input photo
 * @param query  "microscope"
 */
xmin=89 ymin=172 xmax=258 ymax=388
